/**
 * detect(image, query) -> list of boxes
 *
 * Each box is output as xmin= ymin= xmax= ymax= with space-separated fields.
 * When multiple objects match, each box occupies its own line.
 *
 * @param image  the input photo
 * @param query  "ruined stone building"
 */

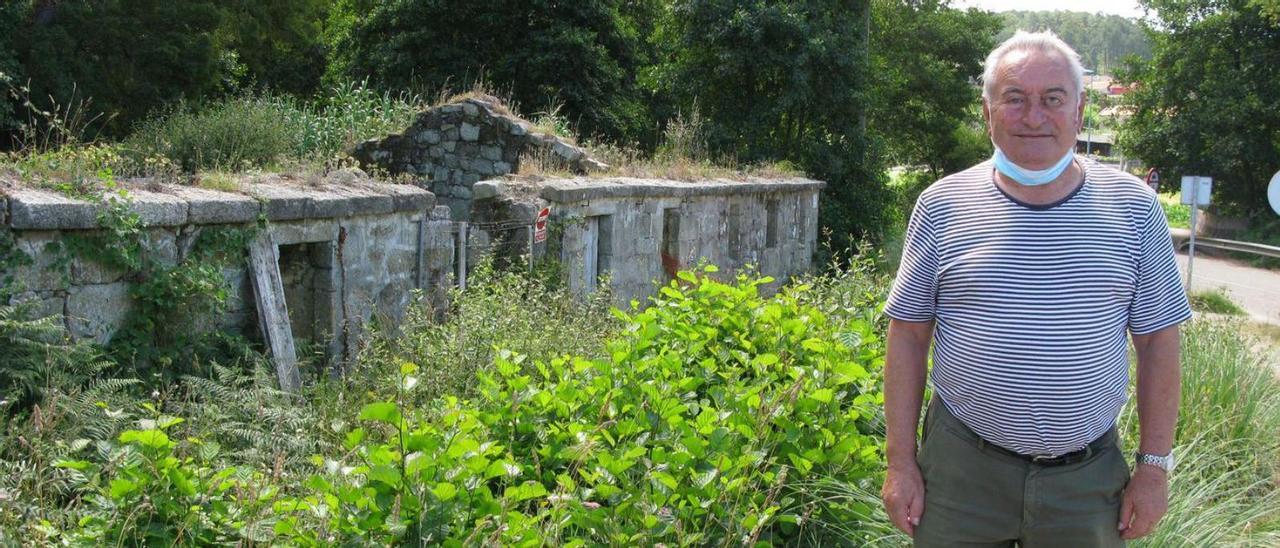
xmin=1 ymin=95 xmax=822 ymax=387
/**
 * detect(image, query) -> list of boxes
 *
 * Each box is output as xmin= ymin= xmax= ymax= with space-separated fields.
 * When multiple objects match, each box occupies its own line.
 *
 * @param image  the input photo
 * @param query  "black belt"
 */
xmin=977 ymin=429 xmax=1116 ymax=467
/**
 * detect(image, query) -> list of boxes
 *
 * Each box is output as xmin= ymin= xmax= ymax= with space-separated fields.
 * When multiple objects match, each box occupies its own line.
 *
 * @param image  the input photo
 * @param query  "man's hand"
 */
xmin=1118 ymin=464 xmax=1169 ymax=539
xmin=881 ymin=462 xmax=925 ymax=536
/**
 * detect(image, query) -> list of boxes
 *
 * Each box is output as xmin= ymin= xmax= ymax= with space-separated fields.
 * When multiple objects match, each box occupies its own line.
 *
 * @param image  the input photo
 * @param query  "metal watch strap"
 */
xmin=1135 ymin=451 xmax=1175 ymax=472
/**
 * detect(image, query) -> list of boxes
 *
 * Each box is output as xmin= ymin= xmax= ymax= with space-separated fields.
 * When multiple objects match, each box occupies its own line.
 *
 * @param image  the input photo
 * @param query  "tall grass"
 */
xmin=120 ymin=81 xmax=425 ymax=174
xmin=1120 ymin=318 xmax=1280 ymax=546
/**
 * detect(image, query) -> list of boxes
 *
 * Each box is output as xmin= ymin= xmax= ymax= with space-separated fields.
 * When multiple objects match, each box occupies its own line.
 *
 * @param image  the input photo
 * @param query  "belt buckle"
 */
xmin=1031 ymin=453 xmax=1062 ymax=464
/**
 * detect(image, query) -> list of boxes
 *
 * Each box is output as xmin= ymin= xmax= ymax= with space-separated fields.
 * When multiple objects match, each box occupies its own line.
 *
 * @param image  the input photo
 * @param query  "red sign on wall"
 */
xmin=534 ymin=207 xmax=550 ymax=243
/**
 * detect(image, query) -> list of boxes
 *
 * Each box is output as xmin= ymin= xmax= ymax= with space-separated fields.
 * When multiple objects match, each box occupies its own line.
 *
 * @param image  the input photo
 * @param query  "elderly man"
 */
xmin=880 ymin=31 xmax=1190 ymax=547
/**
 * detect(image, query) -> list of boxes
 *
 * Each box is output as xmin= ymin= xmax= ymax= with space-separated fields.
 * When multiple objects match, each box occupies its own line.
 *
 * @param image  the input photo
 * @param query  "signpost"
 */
xmin=1145 ymin=168 xmax=1160 ymax=193
xmin=1181 ymin=175 xmax=1213 ymax=290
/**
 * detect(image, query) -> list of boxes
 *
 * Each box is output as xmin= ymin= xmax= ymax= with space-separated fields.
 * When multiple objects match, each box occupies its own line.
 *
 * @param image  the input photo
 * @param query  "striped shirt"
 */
xmin=885 ymin=158 xmax=1191 ymax=456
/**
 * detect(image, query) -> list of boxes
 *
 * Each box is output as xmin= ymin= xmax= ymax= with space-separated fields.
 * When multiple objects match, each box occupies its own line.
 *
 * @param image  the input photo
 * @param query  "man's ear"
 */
xmin=982 ymin=98 xmax=993 ymax=136
xmin=1076 ymin=92 xmax=1087 ymax=130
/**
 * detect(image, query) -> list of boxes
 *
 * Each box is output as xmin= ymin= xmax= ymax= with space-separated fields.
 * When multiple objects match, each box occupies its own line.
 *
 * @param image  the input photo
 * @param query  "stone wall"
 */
xmin=471 ymin=176 xmax=825 ymax=305
xmin=351 ymin=95 xmax=604 ymax=221
xmin=0 ymin=171 xmax=451 ymax=365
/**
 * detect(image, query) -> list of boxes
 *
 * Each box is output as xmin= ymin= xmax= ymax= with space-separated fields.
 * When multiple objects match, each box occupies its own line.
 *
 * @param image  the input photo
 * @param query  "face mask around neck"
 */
xmin=992 ymin=147 xmax=1075 ymax=186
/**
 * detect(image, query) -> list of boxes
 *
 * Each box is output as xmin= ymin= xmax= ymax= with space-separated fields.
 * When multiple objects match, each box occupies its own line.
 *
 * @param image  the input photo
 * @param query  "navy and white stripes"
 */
xmin=885 ymin=158 xmax=1191 ymax=456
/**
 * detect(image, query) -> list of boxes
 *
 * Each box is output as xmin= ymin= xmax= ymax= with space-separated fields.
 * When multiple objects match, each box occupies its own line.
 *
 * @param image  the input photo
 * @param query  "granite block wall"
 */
xmin=0 ymin=171 xmax=449 ymax=366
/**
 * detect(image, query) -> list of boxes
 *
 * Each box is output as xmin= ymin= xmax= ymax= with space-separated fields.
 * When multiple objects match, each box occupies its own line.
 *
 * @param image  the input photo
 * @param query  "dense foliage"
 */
xmin=1118 ymin=0 xmax=1280 ymax=218
xmin=329 ymin=0 xmax=657 ymax=144
xmin=0 ymin=0 xmax=1018 ymax=241
xmin=0 ymin=265 xmax=899 ymax=545
xmin=869 ymin=1 xmax=1000 ymax=177
xmin=996 ymin=10 xmax=1152 ymax=73
xmin=3 ymin=0 xmax=227 ymax=140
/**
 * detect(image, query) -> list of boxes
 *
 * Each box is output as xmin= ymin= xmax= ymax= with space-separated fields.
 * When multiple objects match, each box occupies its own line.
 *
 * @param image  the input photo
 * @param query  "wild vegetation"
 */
xmin=0 ymin=1 xmax=1278 ymax=545
xmin=2 ymin=253 xmax=1278 ymax=545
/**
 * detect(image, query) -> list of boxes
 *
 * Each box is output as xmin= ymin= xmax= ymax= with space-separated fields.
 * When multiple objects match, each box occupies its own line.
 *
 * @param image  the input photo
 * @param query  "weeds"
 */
xmin=1189 ymin=287 xmax=1247 ymax=316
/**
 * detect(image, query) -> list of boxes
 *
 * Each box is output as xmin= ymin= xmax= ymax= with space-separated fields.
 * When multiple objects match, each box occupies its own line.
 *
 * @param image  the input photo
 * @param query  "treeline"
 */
xmin=997 ymin=10 xmax=1151 ymax=73
xmin=1119 ymin=0 xmax=1280 ymax=219
xmin=0 ymin=0 xmax=1001 ymax=242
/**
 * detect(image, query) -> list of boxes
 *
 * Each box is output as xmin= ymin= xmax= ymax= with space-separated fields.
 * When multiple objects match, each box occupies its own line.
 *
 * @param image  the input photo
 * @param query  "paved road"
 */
xmin=1175 ymin=251 xmax=1280 ymax=325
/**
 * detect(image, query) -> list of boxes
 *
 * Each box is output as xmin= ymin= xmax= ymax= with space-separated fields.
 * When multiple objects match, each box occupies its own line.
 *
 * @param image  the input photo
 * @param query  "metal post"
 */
xmin=415 ymin=217 xmax=426 ymax=289
xmin=1186 ymin=179 xmax=1197 ymax=291
xmin=527 ymin=223 xmax=535 ymax=274
xmin=456 ymin=222 xmax=468 ymax=290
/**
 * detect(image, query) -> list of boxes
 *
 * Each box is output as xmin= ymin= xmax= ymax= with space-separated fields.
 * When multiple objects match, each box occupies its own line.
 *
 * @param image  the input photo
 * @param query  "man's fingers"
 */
xmin=1117 ymin=492 xmax=1135 ymax=532
xmin=1121 ymin=515 xmax=1154 ymax=540
xmin=886 ymin=500 xmax=911 ymax=535
xmin=908 ymin=492 xmax=924 ymax=529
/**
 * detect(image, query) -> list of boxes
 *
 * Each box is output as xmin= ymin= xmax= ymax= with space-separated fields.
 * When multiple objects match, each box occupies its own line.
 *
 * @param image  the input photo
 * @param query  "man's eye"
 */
xmin=1006 ymin=97 xmax=1024 ymax=105
xmin=1046 ymin=96 xmax=1063 ymax=106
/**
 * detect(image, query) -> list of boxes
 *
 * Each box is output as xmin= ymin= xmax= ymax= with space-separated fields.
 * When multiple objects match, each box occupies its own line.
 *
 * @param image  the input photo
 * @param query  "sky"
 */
xmin=952 ymin=0 xmax=1145 ymax=19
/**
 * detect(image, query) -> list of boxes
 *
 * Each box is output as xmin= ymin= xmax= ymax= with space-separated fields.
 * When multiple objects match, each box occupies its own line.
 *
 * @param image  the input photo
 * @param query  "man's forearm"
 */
xmin=885 ymin=319 xmax=933 ymax=467
xmin=1132 ymin=325 xmax=1181 ymax=455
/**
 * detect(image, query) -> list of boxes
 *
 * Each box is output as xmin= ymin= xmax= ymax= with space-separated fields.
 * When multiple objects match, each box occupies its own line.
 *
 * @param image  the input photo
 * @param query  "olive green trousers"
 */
xmin=913 ymin=399 xmax=1129 ymax=547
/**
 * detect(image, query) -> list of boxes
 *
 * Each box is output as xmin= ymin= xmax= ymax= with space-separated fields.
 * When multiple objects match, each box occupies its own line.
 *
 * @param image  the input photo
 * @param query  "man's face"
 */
xmin=982 ymin=49 xmax=1085 ymax=170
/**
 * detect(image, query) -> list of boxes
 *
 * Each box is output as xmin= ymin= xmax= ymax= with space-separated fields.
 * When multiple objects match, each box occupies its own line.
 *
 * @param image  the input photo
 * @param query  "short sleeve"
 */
xmin=885 ymin=198 xmax=939 ymax=322
xmin=1128 ymin=198 xmax=1192 ymax=334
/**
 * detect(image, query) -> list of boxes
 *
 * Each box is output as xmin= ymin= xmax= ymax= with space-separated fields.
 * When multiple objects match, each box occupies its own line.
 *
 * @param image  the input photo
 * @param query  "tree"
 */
xmin=868 ymin=0 xmax=1001 ymax=176
xmin=11 ymin=1 xmax=228 ymax=139
xmin=653 ymin=0 xmax=883 ymax=243
xmin=328 ymin=0 xmax=655 ymax=142
xmin=216 ymin=0 xmax=330 ymax=97
xmin=1118 ymin=0 xmax=1280 ymax=216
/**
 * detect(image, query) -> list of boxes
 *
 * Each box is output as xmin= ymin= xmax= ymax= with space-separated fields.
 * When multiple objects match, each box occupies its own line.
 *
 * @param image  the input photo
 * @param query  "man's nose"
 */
xmin=1022 ymin=101 xmax=1049 ymax=126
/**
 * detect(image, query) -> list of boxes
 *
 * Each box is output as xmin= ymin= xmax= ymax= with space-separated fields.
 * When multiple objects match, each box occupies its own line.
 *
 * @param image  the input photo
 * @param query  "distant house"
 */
xmin=1076 ymin=132 xmax=1114 ymax=156
xmin=1107 ymin=82 xmax=1135 ymax=95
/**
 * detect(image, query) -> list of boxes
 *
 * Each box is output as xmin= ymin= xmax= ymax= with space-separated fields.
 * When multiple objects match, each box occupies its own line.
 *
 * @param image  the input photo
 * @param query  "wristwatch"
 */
xmin=1135 ymin=451 xmax=1176 ymax=473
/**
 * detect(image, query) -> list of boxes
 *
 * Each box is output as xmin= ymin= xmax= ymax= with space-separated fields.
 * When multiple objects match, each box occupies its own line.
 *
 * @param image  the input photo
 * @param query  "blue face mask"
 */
xmin=992 ymin=147 xmax=1075 ymax=186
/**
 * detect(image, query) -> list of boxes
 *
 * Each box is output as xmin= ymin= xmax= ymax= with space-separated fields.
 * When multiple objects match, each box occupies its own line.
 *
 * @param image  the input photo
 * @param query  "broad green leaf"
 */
xmin=119 ymin=429 xmax=171 ymax=449
xmin=432 ymin=482 xmax=458 ymax=501
xmin=504 ymin=481 xmax=548 ymax=502
xmin=344 ymin=428 xmax=366 ymax=449
xmin=156 ymin=415 xmax=185 ymax=430
xmin=109 ymin=478 xmax=138 ymax=499
xmin=810 ymin=388 xmax=834 ymax=404
xmin=358 ymin=402 xmax=402 ymax=426
xmin=53 ymin=459 xmax=92 ymax=471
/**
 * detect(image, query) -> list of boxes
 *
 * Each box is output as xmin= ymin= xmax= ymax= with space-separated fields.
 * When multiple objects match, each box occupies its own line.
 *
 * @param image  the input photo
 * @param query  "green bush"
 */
xmin=42 ymin=268 xmax=887 ymax=545
xmin=120 ymin=82 xmax=423 ymax=174
xmin=274 ymin=267 xmax=887 ymax=544
xmin=123 ymin=95 xmax=307 ymax=173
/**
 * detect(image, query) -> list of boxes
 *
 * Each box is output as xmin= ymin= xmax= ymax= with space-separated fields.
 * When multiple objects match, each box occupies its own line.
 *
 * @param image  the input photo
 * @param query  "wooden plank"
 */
xmin=584 ymin=216 xmax=599 ymax=292
xmin=247 ymin=233 xmax=302 ymax=393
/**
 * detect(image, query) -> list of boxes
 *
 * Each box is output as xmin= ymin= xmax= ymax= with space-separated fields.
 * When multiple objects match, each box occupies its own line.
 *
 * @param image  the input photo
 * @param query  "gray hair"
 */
xmin=982 ymin=30 xmax=1085 ymax=102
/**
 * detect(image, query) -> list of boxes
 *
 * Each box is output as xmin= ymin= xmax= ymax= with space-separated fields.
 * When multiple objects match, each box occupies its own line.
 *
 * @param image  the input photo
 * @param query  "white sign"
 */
xmin=1180 ymin=175 xmax=1212 ymax=206
xmin=1269 ymin=170 xmax=1280 ymax=216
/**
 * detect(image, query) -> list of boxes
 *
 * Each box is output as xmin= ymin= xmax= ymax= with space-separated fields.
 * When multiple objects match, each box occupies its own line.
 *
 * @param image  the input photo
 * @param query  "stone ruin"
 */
xmin=0 ymin=170 xmax=452 ymax=378
xmin=0 ymin=95 xmax=825 ymax=388
xmin=352 ymin=94 xmax=606 ymax=221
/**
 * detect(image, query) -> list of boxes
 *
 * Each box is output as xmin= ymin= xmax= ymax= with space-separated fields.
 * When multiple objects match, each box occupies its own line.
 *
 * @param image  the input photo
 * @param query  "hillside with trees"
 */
xmin=997 ymin=10 xmax=1151 ymax=73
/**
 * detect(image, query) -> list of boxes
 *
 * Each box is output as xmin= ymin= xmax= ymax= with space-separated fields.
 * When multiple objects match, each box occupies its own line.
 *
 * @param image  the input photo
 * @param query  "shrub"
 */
xmin=1188 ymin=288 xmax=1246 ymax=316
xmin=123 ymin=95 xmax=307 ymax=173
